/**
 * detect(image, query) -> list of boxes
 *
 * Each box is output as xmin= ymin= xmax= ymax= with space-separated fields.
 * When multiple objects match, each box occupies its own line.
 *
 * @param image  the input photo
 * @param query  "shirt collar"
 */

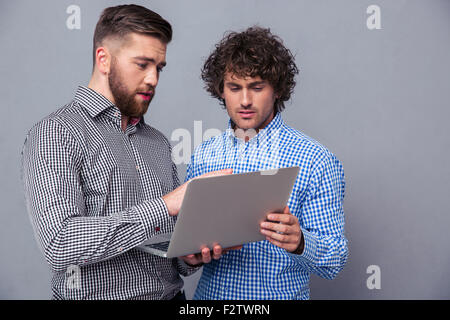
xmin=74 ymin=86 xmax=143 ymax=125
xmin=74 ymin=86 xmax=114 ymax=118
xmin=225 ymin=112 xmax=284 ymax=144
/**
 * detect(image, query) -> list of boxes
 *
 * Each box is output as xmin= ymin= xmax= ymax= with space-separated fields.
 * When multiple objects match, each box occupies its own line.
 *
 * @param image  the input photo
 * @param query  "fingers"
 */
xmin=199 ymin=243 xmax=243 ymax=263
xmin=169 ymin=169 xmax=233 ymax=215
xmin=266 ymin=212 xmax=296 ymax=225
xmin=199 ymin=244 xmax=223 ymax=263
xmin=260 ymin=208 xmax=302 ymax=252
xmin=261 ymin=227 xmax=296 ymax=242
xmin=261 ymin=218 xmax=299 ymax=235
xmin=211 ymin=168 xmax=233 ymax=175
xmin=212 ymin=244 xmax=223 ymax=260
xmin=261 ymin=211 xmax=298 ymax=236
xmin=200 ymin=246 xmax=212 ymax=263
xmin=260 ymin=227 xmax=301 ymax=253
xmin=197 ymin=168 xmax=233 ymax=179
xmin=181 ymin=242 xmax=242 ymax=266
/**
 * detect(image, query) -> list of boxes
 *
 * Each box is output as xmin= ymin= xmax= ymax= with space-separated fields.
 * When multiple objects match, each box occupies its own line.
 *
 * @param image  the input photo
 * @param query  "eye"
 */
xmin=251 ymin=84 xmax=265 ymax=91
xmin=157 ymin=66 xmax=164 ymax=73
xmin=137 ymin=63 xmax=147 ymax=70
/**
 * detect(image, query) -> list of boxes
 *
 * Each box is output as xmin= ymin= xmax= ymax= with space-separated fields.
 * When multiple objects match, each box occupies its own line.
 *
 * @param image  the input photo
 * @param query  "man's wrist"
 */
xmin=292 ymin=233 xmax=305 ymax=255
xmin=182 ymin=258 xmax=204 ymax=268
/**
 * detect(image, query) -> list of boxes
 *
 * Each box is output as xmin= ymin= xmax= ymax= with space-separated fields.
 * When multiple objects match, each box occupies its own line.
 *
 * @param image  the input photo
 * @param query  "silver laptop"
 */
xmin=136 ymin=166 xmax=300 ymax=258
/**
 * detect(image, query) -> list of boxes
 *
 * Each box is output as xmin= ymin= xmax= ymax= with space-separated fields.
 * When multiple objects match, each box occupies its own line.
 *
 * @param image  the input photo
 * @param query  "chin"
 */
xmin=233 ymin=120 xmax=258 ymax=131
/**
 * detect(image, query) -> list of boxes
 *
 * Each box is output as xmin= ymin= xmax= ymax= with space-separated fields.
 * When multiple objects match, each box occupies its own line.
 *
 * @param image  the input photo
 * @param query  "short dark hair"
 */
xmin=201 ymin=26 xmax=299 ymax=113
xmin=92 ymin=4 xmax=172 ymax=67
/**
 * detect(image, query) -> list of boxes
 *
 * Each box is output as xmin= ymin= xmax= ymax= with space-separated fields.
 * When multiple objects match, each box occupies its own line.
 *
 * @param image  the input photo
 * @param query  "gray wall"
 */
xmin=1 ymin=0 xmax=449 ymax=299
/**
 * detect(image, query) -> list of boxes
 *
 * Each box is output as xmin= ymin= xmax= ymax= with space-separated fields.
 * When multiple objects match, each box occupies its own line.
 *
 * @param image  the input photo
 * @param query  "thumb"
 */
xmin=203 ymin=168 xmax=233 ymax=177
xmin=283 ymin=205 xmax=290 ymax=214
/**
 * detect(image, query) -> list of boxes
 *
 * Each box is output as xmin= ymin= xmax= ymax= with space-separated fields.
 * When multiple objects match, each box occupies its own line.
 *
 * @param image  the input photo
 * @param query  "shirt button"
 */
xmin=136 ymin=165 xmax=140 ymax=171
xmin=155 ymin=227 xmax=160 ymax=232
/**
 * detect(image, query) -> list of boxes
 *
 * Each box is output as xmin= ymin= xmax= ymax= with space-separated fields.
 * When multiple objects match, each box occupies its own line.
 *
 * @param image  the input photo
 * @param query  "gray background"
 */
xmin=1 ymin=0 xmax=449 ymax=299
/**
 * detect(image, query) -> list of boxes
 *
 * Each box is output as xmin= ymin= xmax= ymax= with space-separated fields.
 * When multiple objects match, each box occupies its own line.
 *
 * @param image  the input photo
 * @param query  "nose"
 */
xmin=144 ymin=67 xmax=159 ymax=88
xmin=241 ymin=89 xmax=252 ymax=108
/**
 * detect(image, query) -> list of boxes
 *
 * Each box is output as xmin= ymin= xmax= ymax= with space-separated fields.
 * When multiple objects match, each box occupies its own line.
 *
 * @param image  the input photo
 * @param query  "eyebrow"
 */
xmin=225 ymin=80 xmax=266 ymax=87
xmin=132 ymin=56 xmax=167 ymax=67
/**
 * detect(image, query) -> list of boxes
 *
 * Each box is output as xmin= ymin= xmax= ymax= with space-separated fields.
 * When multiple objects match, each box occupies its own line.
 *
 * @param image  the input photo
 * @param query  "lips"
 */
xmin=238 ymin=110 xmax=256 ymax=118
xmin=137 ymin=91 xmax=153 ymax=101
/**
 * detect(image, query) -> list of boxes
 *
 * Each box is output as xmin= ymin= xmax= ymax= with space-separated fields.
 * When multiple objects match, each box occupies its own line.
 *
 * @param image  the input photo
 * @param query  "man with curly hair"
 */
xmin=185 ymin=26 xmax=348 ymax=300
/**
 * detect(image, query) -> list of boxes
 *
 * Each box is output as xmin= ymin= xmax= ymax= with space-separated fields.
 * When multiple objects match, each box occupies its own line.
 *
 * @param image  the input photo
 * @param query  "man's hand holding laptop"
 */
xmin=260 ymin=205 xmax=305 ymax=254
xmin=163 ymin=168 xmax=242 ymax=266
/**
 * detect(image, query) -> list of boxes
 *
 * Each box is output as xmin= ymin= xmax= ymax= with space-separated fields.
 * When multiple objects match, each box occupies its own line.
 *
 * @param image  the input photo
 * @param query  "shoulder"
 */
xmin=22 ymin=102 xmax=87 ymax=164
xmin=279 ymin=122 xmax=343 ymax=173
xmin=25 ymin=101 xmax=86 ymax=143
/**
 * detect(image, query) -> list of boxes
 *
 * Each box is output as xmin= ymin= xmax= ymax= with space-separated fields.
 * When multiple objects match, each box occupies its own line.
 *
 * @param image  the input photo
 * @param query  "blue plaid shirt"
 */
xmin=185 ymin=113 xmax=348 ymax=300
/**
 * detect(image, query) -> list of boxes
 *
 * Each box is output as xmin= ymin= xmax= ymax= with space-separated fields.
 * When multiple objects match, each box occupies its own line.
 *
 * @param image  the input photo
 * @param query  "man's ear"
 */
xmin=274 ymin=91 xmax=280 ymax=100
xmin=95 ymin=47 xmax=111 ymax=75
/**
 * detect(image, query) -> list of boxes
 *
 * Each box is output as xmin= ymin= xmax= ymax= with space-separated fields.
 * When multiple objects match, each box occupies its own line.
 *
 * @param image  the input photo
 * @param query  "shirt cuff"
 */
xmin=287 ymin=228 xmax=318 ymax=265
xmin=134 ymin=197 xmax=176 ymax=240
xmin=176 ymin=258 xmax=203 ymax=276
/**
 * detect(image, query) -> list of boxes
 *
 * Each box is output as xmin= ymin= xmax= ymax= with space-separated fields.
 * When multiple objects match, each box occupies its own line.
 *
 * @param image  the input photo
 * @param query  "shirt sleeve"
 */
xmin=288 ymin=152 xmax=348 ymax=280
xmin=185 ymin=155 xmax=195 ymax=182
xmin=21 ymin=119 xmax=174 ymax=273
xmin=174 ymin=258 xmax=202 ymax=277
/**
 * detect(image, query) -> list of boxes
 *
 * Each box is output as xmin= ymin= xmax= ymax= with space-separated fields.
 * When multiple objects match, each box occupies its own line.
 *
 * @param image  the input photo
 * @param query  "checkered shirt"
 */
xmin=186 ymin=112 xmax=348 ymax=300
xmin=21 ymin=86 xmax=197 ymax=300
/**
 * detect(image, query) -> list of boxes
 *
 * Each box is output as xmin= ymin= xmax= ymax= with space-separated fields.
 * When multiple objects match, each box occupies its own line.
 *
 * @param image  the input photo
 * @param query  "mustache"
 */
xmin=238 ymin=108 xmax=256 ymax=112
xmin=136 ymin=86 xmax=155 ymax=93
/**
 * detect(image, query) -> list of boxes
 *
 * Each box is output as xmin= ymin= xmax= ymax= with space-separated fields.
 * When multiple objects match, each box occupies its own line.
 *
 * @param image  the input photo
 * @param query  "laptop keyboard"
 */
xmin=146 ymin=241 xmax=170 ymax=252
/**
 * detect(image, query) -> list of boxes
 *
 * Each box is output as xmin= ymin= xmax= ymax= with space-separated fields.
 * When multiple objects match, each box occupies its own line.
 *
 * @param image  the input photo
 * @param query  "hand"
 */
xmin=181 ymin=243 xmax=243 ymax=267
xmin=260 ymin=206 xmax=304 ymax=254
xmin=163 ymin=168 xmax=233 ymax=216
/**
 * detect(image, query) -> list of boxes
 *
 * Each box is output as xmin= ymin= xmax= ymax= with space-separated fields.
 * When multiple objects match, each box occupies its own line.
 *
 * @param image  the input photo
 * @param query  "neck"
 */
xmin=121 ymin=116 xmax=130 ymax=131
xmin=89 ymin=72 xmax=130 ymax=132
xmin=88 ymin=71 xmax=115 ymax=105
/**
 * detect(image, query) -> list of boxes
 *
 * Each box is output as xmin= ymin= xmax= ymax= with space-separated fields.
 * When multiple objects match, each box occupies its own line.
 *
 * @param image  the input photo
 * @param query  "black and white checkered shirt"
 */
xmin=21 ymin=86 xmax=197 ymax=300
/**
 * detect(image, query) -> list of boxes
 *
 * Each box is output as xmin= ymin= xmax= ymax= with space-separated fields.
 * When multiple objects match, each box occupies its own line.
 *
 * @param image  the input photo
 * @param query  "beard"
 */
xmin=108 ymin=58 xmax=153 ymax=118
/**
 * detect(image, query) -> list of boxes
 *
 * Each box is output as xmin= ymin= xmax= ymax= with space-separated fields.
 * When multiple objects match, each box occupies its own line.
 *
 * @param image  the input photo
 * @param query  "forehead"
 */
xmin=223 ymin=72 xmax=264 ymax=84
xmin=114 ymin=33 xmax=167 ymax=59
xmin=223 ymin=71 xmax=268 ymax=86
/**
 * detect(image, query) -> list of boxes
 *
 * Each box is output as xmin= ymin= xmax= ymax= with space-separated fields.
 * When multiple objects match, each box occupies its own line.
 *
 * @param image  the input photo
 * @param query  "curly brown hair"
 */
xmin=201 ymin=26 xmax=299 ymax=113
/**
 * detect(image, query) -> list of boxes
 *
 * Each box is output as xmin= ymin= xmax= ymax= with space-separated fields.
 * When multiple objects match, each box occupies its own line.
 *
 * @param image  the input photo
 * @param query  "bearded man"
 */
xmin=21 ymin=4 xmax=228 ymax=300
